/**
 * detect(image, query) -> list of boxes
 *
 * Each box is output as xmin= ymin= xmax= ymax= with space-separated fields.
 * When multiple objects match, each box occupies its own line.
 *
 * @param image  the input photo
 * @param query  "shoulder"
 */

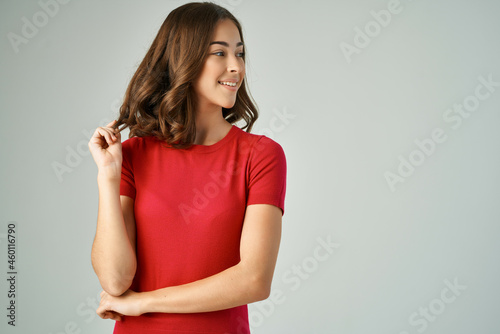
xmin=121 ymin=135 xmax=156 ymax=151
xmin=254 ymin=135 xmax=285 ymax=157
xmin=121 ymin=135 xmax=152 ymax=145
xmin=120 ymin=136 xmax=160 ymax=165
xmin=235 ymin=127 xmax=286 ymax=159
xmin=238 ymin=133 xmax=286 ymax=174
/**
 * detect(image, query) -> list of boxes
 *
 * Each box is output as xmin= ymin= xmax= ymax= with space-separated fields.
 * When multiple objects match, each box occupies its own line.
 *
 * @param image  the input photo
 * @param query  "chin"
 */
xmin=220 ymin=100 xmax=237 ymax=109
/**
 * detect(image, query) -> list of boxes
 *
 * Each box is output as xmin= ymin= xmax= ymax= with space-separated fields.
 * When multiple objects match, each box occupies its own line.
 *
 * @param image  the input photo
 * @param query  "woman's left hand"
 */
xmin=96 ymin=289 xmax=145 ymax=321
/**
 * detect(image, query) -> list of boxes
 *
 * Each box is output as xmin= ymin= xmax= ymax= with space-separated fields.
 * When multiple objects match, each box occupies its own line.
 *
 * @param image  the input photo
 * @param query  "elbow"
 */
xmin=249 ymin=275 xmax=272 ymax=302
xmin=101 ymin=277 xmax=133 ymax=297
xmin=99 ymin=266 xmax=136 ymax=296
xmin=238 ymin=262 xmax=273 ymax=302
xmin=91 ymin=251 xmax=136 ymax=297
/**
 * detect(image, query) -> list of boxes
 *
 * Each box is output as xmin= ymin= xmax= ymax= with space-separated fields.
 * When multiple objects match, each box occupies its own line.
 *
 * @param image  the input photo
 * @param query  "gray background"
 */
xmin=1 ymin=0 xmax=499 ymax=333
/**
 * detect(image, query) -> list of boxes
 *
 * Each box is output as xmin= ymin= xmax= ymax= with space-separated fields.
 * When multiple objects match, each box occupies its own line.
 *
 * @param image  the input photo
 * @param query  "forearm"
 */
xmin=91 ymin=172 xmax=136 ymax=296
xmin=141 ymin=263 xmax=269 ymax=314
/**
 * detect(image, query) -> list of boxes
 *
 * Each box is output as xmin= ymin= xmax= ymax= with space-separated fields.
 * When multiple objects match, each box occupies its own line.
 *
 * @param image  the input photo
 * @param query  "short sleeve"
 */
xmin=120 ymin=139 xmax=136 ymax=200
xmin=246 ymin=136 xmax=287 ymax=216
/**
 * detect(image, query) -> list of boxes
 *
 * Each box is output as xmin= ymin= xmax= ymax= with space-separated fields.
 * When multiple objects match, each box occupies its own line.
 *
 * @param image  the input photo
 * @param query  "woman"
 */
xmin=88 ymin=2 xmax=287 ymax=333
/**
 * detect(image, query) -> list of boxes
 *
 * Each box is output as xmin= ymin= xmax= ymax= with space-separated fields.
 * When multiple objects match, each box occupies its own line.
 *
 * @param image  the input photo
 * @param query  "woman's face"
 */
xmin=192 ymin=19 xmax=245 ymax=111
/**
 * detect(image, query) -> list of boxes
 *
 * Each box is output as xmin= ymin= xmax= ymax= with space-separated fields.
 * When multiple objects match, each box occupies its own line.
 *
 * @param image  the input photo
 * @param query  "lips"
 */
xmin=218 ymin=78 xmax=239 ymax=83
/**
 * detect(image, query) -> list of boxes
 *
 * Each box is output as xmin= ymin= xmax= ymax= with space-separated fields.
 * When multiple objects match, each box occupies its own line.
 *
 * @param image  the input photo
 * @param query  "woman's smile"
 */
xmin=218 ymin=81 xmax=239 ymax=91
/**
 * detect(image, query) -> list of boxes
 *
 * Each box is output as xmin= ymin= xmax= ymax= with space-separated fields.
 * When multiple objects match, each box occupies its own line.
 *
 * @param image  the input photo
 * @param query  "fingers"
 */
xmin=107 ymin=121 xmax=121 ymax=143
xmin=89 ymin=121 xmax=121 ymax=148
xmin=97 ymin=310 xmax=122 ymax=321
xmin=89 ymin=128 xmax=113 ymax=149
xmin=96 ymin=303 xmax=123 ymax=321
xmin=100 ymin=123 xmax=118 ymax=142
xmin=97 ymin=290 xmax=123 ymax=321
xmin=105 ymin=311 xmax=122 ymax=321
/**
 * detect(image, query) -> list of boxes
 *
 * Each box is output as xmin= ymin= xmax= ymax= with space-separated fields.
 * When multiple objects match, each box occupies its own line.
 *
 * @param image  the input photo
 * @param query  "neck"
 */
xmin=193 ymin=108 xmax=232 ymax=146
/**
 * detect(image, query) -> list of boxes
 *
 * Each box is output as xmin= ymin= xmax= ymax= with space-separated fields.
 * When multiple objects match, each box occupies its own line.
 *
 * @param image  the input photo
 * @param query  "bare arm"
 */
xmin=96 ymin=204 xmax=282 ymax=320
xmin=140 ymin=203 xmax=282 ymax=313
xmin=91 ymin=172 xmax=137 ymax=297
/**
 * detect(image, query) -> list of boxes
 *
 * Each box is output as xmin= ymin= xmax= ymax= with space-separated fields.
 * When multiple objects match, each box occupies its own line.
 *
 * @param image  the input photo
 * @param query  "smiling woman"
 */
xmin=110 ymin=2 xmax=258 ymax=149
xmin=87 ymin=2 xmax=287 ymax=334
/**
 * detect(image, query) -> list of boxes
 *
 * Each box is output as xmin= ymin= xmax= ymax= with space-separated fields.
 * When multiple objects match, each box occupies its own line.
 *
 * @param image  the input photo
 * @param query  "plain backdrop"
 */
xmin=1 ymin=0 xmax=499 ymax=333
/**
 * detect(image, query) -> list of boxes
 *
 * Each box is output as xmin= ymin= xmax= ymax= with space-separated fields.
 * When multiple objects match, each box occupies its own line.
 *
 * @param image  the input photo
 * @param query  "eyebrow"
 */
xmin=209 ymin=41 xmax=244 ymax=47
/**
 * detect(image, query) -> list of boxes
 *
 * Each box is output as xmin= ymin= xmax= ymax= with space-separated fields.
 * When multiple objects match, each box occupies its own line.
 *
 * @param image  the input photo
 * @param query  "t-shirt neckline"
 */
xmin=185 ymin=124 xmax=238 ymax=153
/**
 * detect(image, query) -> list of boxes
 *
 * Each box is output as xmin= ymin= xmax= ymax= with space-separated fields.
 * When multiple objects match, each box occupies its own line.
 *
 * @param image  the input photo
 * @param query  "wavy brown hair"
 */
xmin=111 ymin=2 xmax=258 ymax=149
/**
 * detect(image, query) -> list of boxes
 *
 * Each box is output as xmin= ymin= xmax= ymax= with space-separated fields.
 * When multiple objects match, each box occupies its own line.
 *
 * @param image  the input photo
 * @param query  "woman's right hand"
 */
xmin=88 ymin=120 xmax=122 ymax=178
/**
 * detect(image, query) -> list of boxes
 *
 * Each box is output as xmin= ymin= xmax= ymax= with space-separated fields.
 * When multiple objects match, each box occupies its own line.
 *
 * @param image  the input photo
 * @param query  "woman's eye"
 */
xmin=212 ymin=51 xmax=245 ymax=57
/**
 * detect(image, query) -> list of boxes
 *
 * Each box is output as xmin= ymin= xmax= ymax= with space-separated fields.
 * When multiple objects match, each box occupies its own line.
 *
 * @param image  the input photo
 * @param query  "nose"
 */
xmin=227 ymin=54 xmax=243 ymax=73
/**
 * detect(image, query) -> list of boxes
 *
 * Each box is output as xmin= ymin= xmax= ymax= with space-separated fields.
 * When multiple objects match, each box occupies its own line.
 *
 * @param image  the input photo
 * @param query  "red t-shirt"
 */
xmin=113 ymin=124 xmax=287 ymax=334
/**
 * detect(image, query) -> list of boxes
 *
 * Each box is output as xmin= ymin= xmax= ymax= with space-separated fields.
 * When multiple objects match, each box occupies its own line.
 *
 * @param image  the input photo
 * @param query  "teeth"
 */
xmin=219 ymin=81 xmax=237 ymax=87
